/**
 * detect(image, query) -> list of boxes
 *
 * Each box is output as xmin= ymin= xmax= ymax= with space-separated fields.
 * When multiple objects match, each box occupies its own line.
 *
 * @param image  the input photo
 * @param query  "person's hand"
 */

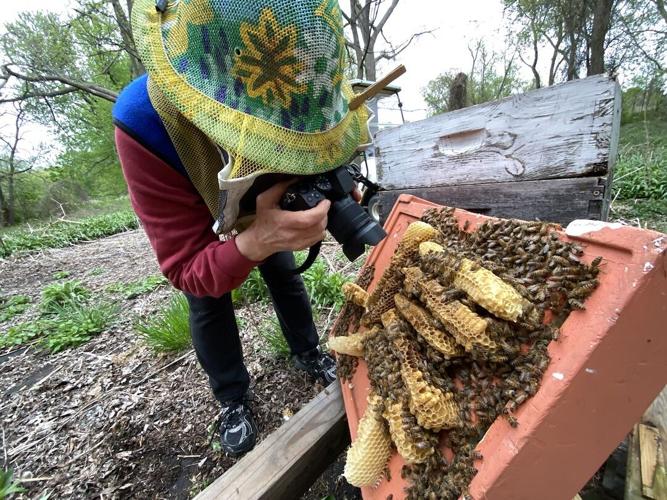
xmin=236 ymin=180 xmax=331 ymax=262
xmin=352 ymin=187 xmax=362 ymax=203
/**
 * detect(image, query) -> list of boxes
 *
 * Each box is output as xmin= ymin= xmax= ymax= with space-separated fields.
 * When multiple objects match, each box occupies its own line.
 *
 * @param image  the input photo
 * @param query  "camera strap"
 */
xmin=290 ymin=241 xmax=322 ymax=274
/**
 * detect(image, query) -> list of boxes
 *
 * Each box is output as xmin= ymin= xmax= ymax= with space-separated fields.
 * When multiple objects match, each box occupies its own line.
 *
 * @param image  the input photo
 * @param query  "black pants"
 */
xmin=185 ymin=252 xmax=319 ymax=404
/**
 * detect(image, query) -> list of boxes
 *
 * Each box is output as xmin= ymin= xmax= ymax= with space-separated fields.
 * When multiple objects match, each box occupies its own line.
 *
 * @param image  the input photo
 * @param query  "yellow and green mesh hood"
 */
xmin=132 ymin=0 xmax=371 ymax=231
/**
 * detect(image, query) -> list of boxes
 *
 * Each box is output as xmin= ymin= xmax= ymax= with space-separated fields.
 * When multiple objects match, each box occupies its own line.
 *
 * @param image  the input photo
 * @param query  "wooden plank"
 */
xmin=639 ymin=423 xmax=661 ymax=498
xmin=378 ymin=177 xmax=606 ymax=226
xmin=626 ymin=425 xmax=644 ymax=500
xmin=375 ymin=75 xmax=621 ymax=191
xmin=195 ymin=384 xmax=348 ymax=500
xmin=601 ymin=80 xmax=623 ymax=220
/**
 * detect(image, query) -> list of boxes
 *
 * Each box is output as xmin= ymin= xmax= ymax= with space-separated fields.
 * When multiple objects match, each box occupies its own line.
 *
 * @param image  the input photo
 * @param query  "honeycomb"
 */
xmin=342 ymin=282 xmax=369 ymax=308
xmin=383 ymin=397 xmax=435 ymax=464
xmin=383 ymin=310 xmax=460 ymax=431
xmin=363 ymin=222 xmax=439 ymax=326
xmin=418 ymin=280 xmax=496 ymax=352
xmin=343 ymin=392 xmax=392 ymax=487
xmin=394 ymin=293 xmax=464 ymax=358
xmin=334 ymin=209 xmax=601 ymax=499
xmin=420 ymin=241 xmax=530 ymax=322
xmin=328 ymin=332 xmax=366 ymax=357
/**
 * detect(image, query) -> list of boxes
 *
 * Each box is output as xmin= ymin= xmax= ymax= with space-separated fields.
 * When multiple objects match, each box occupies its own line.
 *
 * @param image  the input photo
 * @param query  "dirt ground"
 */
xmin=0 ymin=230 xmax=354 ymax=499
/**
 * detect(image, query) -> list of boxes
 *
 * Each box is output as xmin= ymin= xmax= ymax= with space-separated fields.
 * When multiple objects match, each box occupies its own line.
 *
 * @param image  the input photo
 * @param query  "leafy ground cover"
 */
xmin=0 ymin=210 xmax=138 ymax=258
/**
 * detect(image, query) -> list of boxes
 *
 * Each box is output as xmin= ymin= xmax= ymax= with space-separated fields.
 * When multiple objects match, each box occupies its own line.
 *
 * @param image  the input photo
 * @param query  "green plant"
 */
xmin=258 ymin=318 xmax=291 ymax=359
xmin=40 ymin=281 xmax=90 ymax=314
xmin=106 ymin=275 xmax=168 ymax=299
xmin=302 ymin=260 xmax=349 ymax=311
xmin=42 ymin=302 xmax=118 ymax=353
xmin=0 ymin=295 xmax=31 ymax=323
xmin=0 ymin=469 xmax=26 ymax=498
xmin=135 ymin=293 xmax=191 ymax=352
xmin=52 ymin=271 xmax=71 ymax=280
xmin=0 ymin=210 xmax=139 ymax=258
xmin=231 ymin=269 xmax=269 ymax=306
xmin=0 ymin=320 xmax=48 ymax=349
xmin=0 ymin=302 xmax=118 ymax=353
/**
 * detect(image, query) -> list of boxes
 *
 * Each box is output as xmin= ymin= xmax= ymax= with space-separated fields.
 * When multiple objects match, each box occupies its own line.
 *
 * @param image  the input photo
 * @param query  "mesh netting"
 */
xmin=133 ymin=0 xmax=370 ymax=182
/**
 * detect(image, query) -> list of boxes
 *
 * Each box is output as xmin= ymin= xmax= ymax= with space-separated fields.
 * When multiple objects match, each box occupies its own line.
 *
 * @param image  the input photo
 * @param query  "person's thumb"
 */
xmin=256 ymin=179 xmax=296 ymax=210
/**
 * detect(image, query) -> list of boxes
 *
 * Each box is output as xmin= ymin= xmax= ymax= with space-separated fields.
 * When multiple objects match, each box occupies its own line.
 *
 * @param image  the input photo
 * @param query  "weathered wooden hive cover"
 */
xmin=341 ymin=194 xmax=667 ymax=500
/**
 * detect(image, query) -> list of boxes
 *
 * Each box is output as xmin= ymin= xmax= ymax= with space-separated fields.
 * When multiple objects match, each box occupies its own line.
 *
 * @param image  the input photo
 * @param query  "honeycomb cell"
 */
xmin=381 ymin=311 xmax=460 ymax=431
xmin=383 ymin=397 xmax=435 ymax=464
xmin=418 ymin=280 xmax=496 ymax=352
xmin=344 ymin=393 xmax=392 ymax=487
xmin=393 ymin=293 xmax=464 ymax=358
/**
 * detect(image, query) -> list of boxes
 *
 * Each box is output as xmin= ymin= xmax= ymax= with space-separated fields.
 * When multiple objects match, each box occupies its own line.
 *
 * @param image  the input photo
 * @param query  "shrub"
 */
xmin=135 ymin=293 xmax=191 ymax=352
xmin=302 ymin=260 xmax=349 ymax=311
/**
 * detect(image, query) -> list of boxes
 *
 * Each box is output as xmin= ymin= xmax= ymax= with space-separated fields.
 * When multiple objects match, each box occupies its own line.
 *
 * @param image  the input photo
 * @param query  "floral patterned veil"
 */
xmin=132 ymin=0 xmax=371 ymax=233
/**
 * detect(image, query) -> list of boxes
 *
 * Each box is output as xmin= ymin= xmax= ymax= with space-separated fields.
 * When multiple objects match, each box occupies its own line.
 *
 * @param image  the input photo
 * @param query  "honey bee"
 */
xmin=591 ymin=256 xmax=603 ymax=267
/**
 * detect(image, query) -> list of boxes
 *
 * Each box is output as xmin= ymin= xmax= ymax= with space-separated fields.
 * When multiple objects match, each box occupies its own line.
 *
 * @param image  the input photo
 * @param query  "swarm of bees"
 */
xmin=329 ymin=207 xmax=602 ymax=499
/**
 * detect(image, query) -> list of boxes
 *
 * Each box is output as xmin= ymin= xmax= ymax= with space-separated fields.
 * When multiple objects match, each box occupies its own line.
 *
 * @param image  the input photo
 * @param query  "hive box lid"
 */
xmin=340 ymin=194 xmax=667 ymax=500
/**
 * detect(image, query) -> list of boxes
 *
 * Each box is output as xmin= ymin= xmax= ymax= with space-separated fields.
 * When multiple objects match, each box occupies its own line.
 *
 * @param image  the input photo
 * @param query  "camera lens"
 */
xmin=327 ymin=196 xmax=387 ymax=261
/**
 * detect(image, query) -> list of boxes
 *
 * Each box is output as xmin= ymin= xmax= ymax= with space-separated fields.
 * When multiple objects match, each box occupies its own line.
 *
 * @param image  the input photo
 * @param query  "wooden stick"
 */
xmin=349 ymin=64 xmax=406 ymax=111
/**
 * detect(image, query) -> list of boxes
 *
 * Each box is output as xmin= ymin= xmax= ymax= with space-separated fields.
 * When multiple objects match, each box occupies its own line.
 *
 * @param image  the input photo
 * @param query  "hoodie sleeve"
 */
xmin=114 ymin=127 xmax=259 ymax=298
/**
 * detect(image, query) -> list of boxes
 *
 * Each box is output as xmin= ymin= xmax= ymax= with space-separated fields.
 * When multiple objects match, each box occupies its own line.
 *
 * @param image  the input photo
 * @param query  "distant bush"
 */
xmin=0 ymin=210 xmax=138 ymax=257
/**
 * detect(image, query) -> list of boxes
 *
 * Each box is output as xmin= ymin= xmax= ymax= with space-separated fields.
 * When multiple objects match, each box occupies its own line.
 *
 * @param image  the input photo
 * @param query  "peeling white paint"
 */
xmin=565 ymin=220 xmax=624 ymax=237
xmin=552 ymin=372 xmax=565 ymax=381
xmin=585 ymin=368 xmax=596 ymax=374
xmin=644 ymin=262 xmax=655 ymax=273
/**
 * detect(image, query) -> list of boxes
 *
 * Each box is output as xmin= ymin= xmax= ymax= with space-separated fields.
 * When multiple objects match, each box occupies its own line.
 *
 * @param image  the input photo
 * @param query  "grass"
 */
xmin=40 ymin=281 xmax=90 ymax=314
xmin=135 ymin=293 xmax=191 ymax=352
xmin=258 ymin=318 xmax=291 ymax=359
xmin=0 ymin=295 xmax=31 ymax=323
xmin=0 ymin=469 xmax=26 ymax=498
xmin=0 ymin=210 xmax=139 ymax=258
xmin=231 ymin=268 xmax=269 ymax=305
xmin=610 ymin=118 xmax=667 ymax=234
xmin=0 ymin=281 xmax=117 ymax=353
xmin=232 ymin=256 xmax=350 ymax=312
xmin=106 ymin=275 xmax=168 ymax=299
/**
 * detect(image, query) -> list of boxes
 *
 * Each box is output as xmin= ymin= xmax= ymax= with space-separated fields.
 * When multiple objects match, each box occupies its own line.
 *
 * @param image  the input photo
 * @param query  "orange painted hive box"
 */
xmin=335 ymin=194 xmax=667 ymax=500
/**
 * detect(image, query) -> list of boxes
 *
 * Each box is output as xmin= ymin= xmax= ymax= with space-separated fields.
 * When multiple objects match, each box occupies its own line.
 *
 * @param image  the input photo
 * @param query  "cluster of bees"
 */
xmin=329 ymin=207 xmax=601 ymax=500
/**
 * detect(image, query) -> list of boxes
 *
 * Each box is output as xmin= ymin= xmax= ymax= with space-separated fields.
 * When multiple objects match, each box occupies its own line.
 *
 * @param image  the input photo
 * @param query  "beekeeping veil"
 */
xmin=132 ymin=0 xmax=372 ymax=233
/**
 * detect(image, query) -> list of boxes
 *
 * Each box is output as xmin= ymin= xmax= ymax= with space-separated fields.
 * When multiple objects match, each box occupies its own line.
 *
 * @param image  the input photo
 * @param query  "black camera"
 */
xmin=280 ymin=165 xmax=387 ymax=262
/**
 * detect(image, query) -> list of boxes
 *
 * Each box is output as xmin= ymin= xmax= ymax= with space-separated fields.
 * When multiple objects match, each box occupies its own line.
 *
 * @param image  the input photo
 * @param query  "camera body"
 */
xmin=280 ymin=166 xmax=387 ymax=261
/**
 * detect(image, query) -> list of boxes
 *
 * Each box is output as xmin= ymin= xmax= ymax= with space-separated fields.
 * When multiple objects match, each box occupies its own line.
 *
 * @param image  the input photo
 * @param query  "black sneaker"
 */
xmin=293 ymin=346 xmax=337 ymax=385
xmin=219 ymin=398 xmax=258 ymax=457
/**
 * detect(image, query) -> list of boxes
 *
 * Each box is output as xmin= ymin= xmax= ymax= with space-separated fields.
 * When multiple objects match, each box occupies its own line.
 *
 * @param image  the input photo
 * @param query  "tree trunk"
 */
xmin=0 ymin=184 xmax=7 ymax=227
xmin=110 ymin=0 xmax=145 ymax=78
xmin=7 ymin=173 xmax=15 ymax=226
xmin=589 ymin=0 xmax=613 ymax=76
xmin=448 ymin=73 xmax=468 ymax=111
